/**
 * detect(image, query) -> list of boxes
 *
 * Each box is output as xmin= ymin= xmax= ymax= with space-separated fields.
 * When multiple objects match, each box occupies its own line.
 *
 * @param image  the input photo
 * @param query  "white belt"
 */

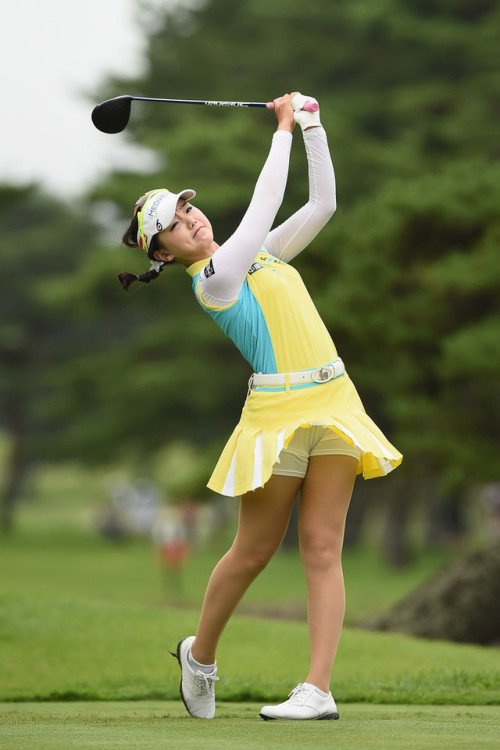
xmin=249 ymin=359 xmax=345 ymax=390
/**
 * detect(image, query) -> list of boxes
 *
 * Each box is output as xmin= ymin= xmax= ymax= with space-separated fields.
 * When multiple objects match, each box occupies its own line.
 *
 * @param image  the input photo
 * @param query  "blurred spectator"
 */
xmin=153 ymin=509 xmax=190 ymax=601
xmin=97 ymin=474 xmax=160 ymax=539
xmin=127 ymin=479 xmax=160 ymax=536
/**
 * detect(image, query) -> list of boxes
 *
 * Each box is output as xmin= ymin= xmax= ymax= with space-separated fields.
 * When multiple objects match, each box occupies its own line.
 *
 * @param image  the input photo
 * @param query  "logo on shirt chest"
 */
xmin=248 ymin=262 xmax=263 ymax=275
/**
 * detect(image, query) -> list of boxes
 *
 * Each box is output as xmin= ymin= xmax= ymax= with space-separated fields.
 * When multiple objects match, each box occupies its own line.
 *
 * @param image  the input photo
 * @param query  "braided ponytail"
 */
xmin=118 ymin=265 xmax=164 ymax=292
xmin=120 ymin=209 xmax=167 ymax=291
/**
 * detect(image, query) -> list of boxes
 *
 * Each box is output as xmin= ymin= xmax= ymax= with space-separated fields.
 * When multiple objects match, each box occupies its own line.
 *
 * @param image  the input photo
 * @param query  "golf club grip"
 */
xmin=266 ymin=101 xmax=319 ymax=112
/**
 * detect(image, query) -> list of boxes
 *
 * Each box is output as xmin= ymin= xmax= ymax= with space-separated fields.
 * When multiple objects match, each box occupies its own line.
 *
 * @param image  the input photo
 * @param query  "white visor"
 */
xmin=137 ymin=188 xmax=196 ymax=255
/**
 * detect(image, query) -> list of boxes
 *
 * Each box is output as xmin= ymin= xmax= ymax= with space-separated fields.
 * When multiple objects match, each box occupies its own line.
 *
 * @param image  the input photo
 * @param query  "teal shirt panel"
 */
xmin=191 ymin=273 xmax=277 ymax=374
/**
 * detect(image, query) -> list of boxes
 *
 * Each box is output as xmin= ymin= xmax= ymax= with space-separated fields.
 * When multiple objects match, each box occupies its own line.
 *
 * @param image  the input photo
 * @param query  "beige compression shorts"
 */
xmin=272 ymin=425 xmax=361 ymax=479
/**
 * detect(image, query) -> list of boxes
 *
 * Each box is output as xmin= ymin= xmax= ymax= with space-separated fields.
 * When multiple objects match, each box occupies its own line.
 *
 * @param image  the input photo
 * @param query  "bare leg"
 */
xmin=298 ymin=454 xmax=358 ymax=693
xmin=191 ymin=474 xmax=302 ymax=665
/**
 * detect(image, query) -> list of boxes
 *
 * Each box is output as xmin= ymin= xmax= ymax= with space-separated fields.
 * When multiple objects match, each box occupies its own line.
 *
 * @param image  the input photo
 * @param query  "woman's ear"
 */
xmin=154 ymin=249 xmax=174 ymax=263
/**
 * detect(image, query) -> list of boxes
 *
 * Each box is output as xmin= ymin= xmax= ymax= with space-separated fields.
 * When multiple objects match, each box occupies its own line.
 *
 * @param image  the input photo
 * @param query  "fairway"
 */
xmin=1 ymin=702 xmax=499 ymax=750
xmin=2 ymin=469 xmax=499 ymax=750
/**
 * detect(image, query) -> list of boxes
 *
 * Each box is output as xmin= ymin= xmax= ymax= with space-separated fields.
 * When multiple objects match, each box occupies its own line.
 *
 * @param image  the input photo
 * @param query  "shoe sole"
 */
xmin=260 ymin=711 xmax=340 ymax=721
xmin=170 ymin=637 xmax=195 ymax=718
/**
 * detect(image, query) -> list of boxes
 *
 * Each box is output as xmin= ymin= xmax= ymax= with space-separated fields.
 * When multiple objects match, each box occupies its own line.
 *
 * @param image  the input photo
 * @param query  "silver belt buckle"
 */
xmin=311 ymin=365 xmax=335 ymax=383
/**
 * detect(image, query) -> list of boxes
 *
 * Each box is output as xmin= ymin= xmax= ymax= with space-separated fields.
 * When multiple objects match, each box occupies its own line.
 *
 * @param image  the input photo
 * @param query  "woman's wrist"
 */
xmin=273 ymin=129 xmax=293 ymax=140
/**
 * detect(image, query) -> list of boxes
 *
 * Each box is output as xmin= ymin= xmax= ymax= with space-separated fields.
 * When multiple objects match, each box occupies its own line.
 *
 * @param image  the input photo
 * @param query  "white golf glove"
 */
xmin=292 ymin=93 xmax=321 ymax=130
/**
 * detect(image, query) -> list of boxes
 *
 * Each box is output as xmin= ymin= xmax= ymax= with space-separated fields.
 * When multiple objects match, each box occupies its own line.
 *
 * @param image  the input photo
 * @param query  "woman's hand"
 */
xmin=273 ymin=92 xmax=299 ymax=133
xmin=292 ymin=94 xmax=321 ymax=131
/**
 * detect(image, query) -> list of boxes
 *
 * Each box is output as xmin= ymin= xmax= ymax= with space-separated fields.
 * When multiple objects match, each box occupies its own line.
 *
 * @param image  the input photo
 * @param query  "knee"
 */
xmin=300 ymin=533 xmax=342 ymax=571
xmin=231 ymin=541 xmax=277 ymax=576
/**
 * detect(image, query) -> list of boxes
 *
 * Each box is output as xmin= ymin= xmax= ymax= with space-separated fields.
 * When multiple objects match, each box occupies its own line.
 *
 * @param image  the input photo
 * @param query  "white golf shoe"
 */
xmin=260 ymin=682 xmax=340 ymax=721
xmin=170 ymin=636 xmax=219 ymax=719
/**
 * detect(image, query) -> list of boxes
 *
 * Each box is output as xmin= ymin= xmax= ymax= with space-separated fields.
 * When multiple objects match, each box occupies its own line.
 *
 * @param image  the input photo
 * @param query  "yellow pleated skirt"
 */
xmin=207 ymin=371 xmax=403 ymax=497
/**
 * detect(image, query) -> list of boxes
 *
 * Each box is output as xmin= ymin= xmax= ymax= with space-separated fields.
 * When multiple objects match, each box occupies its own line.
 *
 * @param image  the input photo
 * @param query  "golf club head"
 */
xmin=91 ymin=95 xmax=133 ymax=134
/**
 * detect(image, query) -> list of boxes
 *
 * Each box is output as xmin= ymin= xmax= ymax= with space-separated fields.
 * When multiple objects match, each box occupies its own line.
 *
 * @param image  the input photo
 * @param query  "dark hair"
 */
xmin=119 ymin=210 xmax=168 ymax=292
xmin=117 ymin=266 xmax=164 ymax=292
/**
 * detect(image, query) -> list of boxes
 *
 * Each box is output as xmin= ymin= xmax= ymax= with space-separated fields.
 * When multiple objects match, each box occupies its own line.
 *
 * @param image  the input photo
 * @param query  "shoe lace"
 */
xmin=287 ymin=683 xmax=310 ymax=703
xmin=193 ymin=669 xmax=219 ymax=696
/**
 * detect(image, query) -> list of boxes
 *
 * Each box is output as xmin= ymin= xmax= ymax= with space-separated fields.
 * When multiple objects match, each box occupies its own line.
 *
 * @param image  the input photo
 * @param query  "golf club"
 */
xmin=91 ymin=95 xmax=319 ymax=134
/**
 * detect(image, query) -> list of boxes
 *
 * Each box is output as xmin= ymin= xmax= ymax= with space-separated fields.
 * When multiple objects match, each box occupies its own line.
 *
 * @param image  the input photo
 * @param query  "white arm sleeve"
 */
xmin=263 ymin=126 xmax=336 ymax=262
xmin=198 ymin=130 xmax=293 ymax=306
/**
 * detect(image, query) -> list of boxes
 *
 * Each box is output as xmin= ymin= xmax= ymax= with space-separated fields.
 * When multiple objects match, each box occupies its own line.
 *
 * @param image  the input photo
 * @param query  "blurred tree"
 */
xmin=86 ymin=0 xmax=500 ymax=558
xmin=39 ymin=236 xmax=250 ymax=468
xmin=0 ymin=184 xmax=231 ymax=532
xmin=1 ymin=0 xmax=497 ymax=546
xmin=93 ymin=0 xmax=500 ymax=207
xmin=320 ymin=157 xmax=500 ymax=484
xmin=0 ymin=185 xmax=98 ymax=531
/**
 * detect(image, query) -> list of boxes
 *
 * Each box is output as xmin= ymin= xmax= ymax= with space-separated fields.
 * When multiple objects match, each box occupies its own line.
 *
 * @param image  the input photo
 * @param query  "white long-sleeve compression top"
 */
xmin=197 ymin=126 xmax=336 ymax=308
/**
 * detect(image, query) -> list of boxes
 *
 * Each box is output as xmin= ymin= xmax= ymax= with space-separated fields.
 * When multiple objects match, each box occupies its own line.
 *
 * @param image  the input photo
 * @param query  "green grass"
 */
xmin=2 ymin=519 xmax=498 ymax=705
xmin=1 ymin=702 xmax=499 ymax=750
xmin=1 ymin=465 xmax=500 ymax=749
xmin=3 ymin=459 xmax=461 ymax=628
xmin=0 ymin=526 xmax=454 ymax=621
xmin=1 ymin=592 xmax=499 ymax=705
xmin=1 ymin=461 xmax=499 ymax=713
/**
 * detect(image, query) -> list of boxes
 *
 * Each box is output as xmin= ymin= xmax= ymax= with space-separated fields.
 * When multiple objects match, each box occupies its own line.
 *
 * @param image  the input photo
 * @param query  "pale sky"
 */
xmin=0 ymin=0 xmax=182 ymax=198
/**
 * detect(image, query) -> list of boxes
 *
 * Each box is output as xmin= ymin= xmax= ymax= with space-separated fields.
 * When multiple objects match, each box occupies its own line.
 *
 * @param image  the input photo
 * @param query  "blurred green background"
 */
xmin=1 ymin=0 xmax=500 ymax=656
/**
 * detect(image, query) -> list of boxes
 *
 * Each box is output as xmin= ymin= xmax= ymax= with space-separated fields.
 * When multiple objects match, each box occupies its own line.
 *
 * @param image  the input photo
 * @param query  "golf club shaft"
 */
xmin=130 ymin=96 xmax=318 ymax=112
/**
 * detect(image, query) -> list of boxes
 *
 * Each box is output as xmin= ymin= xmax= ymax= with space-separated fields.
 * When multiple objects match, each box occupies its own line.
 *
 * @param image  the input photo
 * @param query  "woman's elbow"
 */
xmin=320 ymin=196 xmax=337 ymax=221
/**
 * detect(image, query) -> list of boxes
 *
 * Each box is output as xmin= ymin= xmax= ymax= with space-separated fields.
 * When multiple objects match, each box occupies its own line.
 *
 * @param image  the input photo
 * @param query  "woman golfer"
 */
xmin=121 ymin=93 xmax=402 ymax=720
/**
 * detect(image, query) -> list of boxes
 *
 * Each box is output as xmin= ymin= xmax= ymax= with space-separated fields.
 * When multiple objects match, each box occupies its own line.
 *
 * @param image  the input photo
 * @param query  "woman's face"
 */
xmin=154 ymin=198 xmax=217 ymax=266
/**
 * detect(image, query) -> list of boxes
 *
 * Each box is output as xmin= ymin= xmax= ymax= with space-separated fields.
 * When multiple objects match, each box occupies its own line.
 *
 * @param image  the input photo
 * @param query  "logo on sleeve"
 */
xmin=203 ymin=259 xmax=215 ymax=278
